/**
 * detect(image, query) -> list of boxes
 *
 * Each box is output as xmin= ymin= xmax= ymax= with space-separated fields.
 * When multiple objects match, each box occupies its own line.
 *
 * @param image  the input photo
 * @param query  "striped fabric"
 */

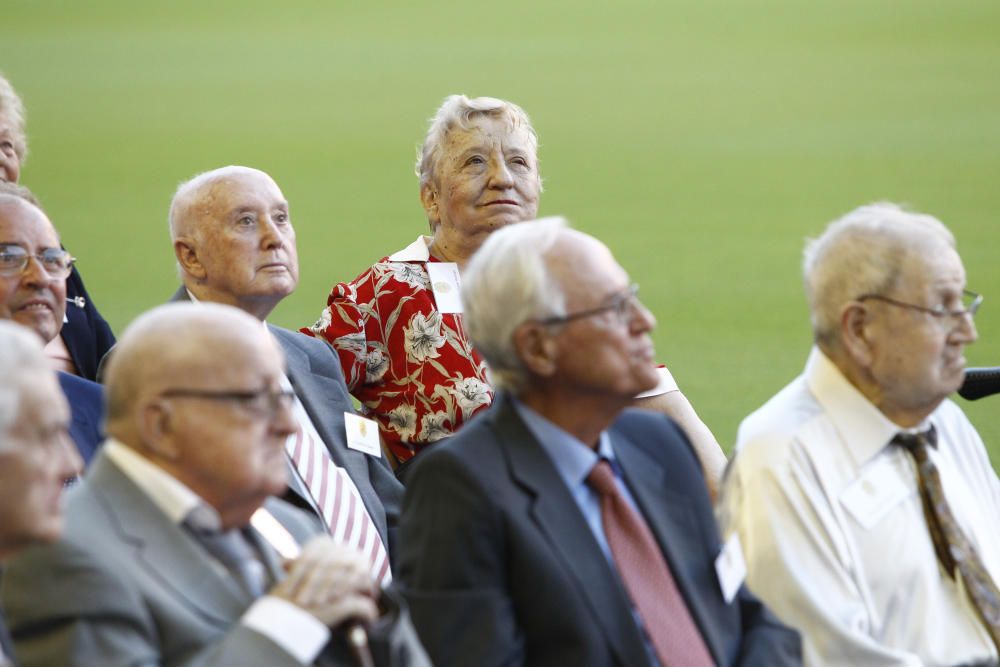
xmin=286 ymin=395 xmax=391 ymax=586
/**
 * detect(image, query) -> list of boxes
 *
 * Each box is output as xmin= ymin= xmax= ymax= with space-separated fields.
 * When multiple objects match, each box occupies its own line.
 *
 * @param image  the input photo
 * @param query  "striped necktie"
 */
xmin=286 ymin=395 xmax=391 ymax=586
xmin=894 ymin=426 xmax=1000 ymax=649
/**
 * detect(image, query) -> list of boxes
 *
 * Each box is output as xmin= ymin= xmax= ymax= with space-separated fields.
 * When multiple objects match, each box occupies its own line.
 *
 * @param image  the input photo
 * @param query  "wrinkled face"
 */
xmin=0 ymin=371 xmax=81 ymax=557
xmin=0 ymin=116 xmax=21 ymax=183
xmin=424 ymin=115 xmax=540 ymax=252
xmin=865 ymin=246 xmax=977 ymax=424
xmin=546 ymin=233 xmax=660 ymax=400
xmin=189 ymin=171 xmax=298 ymax=316
xmin=0 ymin=200 xmax=66 ymax=344
xmin=160 ymin=333 xmax=295 ymax=529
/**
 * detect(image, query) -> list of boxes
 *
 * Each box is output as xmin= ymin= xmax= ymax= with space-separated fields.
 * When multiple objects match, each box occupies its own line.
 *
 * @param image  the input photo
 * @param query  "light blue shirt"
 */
xmin=513 ymin=400 xmax=662 ymax=667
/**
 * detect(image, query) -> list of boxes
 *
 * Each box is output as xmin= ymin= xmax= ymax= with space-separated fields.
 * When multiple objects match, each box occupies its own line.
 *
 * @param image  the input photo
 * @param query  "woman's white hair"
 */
xmin=462 ymin=217 xmax=568 ymax=392
xmin=0 ymin=72 xmax=28 ymax=163
xmin=0 ymin=322 xmax=49 ymax=439
xmin=803 ymin=202 xmax=956 ymax=345
xmin=416 ymin=94 xmax=539 ymax=191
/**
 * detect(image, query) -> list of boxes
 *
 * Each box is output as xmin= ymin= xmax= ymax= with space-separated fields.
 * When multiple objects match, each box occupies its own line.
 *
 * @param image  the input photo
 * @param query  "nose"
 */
xmin=259 ymin=218 xmax=287 ymax=250
xmin=271 ymin=393 xmax=298 ymax=439
xmin=629 ymin=299 xmax=656 ymax=334
xmin=22 ymin=253 xmax=56 ymax=287
xmin=951 ymin=312 xmax=978 ymax=345
xmin=58 ymin=432 xmax=85 ymax=481
xmin=487 ymin=158 xmax=514 ymax=189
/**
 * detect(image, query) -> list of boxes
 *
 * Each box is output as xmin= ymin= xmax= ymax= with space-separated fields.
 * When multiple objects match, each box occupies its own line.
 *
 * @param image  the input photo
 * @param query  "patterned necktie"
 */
xmin=894 ymin=426 xmax=1000 ymax=649
xmin=185 ymin=522 xmax=268 ymax=599
xmin=286 ymin=398 xmax=391 ymax=586
xmin=587 ymin=459 xmax=715 ymax=667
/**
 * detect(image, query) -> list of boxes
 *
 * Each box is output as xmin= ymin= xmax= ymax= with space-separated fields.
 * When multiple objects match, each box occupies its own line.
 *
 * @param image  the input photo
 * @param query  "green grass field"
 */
xmin=5 ymin=1 xmax=1000 ymax=460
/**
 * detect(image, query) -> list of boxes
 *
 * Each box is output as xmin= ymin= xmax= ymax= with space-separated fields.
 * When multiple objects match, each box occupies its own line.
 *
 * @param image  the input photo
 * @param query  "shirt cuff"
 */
xmin=635 ymin=365 xmax=679 ymax=399
xmin=242 ymin=596 xmax=331 ymax=664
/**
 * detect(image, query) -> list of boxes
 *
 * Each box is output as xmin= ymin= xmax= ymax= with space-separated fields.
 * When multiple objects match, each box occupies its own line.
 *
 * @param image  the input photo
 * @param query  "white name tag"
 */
xmin=344 ymin=412 xmax=382 ymax=458
xmin=840 ymin=455 xmax=912 ymax=530
xmin=715 ymin=533 xmax=747 ymax=604
xmin=426 ymin=262 xmax=463 ymax=314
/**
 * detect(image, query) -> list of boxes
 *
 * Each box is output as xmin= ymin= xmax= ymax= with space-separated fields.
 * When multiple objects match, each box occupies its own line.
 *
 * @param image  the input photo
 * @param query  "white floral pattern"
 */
xmin=387 ymin=404 xmax=417 ymax=442
xmin=403 ymin=311 xmax=446 ymax=363
xmin=450 ymin=376 xmax=492 ymax=418
xmin=420 ymin=411 xmax=451 ymax=443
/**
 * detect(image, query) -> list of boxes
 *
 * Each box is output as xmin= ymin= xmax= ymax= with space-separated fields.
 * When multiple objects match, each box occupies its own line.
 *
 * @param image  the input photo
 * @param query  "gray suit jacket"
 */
xmin=1 ymin=451 xmax=427 ymax=667
xmin=168 ymin=287 xmax=404 ymax=557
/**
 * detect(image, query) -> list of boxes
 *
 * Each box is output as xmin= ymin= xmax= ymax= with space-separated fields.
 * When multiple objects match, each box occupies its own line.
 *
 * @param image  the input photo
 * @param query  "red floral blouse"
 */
xmin=302 ymin=236 xmax=493 ymax=463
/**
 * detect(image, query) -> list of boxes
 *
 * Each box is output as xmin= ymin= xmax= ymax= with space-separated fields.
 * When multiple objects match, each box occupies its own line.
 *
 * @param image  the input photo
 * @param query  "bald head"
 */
xmin=168 ymin=166 xmax=298 ymax=321
xmin=105 ymin=302 xmax=295 ymax=527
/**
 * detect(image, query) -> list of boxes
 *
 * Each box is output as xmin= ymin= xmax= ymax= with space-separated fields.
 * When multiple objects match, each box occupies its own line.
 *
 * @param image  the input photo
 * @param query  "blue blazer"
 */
xmin=57 ymin=371 xmax=104 ymax=464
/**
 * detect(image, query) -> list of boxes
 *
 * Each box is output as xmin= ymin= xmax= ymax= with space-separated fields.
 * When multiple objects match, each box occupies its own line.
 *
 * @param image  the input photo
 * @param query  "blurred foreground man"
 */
xmin=0 ymin=322 xmax=82 ymax=666
xmin=2 ymin=303 xmax=428 ymax=667
xmin=167 ymin=166 xmax=402 ymax=577
xmin=0 ymin=187 xmax=103 ymax=463
xmin=721 ymin=203 xmax=1000 ymax=666
xmin=398 ymin=218 xmax=801 ymax=667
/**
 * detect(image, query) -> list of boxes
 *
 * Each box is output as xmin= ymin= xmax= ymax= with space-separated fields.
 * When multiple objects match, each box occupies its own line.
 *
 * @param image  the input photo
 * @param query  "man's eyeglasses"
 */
xmin=0 ymin=244 xmax=75 ymax=279
xmin=535 ymin=284 xmax=641 ymax=326
xmin=856 ymin=289 xmax=983 ymax=329
xmin=160 ymin=387 xmax=296 ymax=419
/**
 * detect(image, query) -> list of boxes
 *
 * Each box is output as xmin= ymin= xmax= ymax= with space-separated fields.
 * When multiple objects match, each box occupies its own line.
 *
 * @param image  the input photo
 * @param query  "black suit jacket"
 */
xmin=398 ymin=392 xmax=801 ymax=667
xmin=57 ymin=371 xmax=103 ymax=465
xmin=63 ymin=266 xmax=116 ymax=382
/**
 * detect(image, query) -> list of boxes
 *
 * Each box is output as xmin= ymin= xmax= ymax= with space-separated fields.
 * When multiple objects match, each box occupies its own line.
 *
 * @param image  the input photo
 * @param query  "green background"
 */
xmin=4 ymin=1 xmax=999 ymax=459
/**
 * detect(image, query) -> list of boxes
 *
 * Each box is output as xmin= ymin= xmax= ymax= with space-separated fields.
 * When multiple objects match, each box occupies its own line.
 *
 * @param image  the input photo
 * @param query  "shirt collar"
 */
xmin=387 ymin=235 xmax=432 ymax=262
xmin=512 ymin=399 xmax=617 ymax=490
xmin=103 ymin=438 xmax=222 ymax=530
xmin=806 ymin=346 xmax=930 ymax=468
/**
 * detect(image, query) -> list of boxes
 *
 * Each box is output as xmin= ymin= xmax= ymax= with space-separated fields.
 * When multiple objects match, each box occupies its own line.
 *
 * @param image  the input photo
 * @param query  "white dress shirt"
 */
xmin=720 ymin=347 xmax=1000 ymax=667
xmin=104 ymin=440 xmax=330 ymax=665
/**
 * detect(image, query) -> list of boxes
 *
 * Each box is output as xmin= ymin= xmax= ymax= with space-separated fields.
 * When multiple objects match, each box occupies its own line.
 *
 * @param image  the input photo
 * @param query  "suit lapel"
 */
xmin=612 ymin=427 xmax=725 ymax=664
xmin=270 ymin=326 xmax=389 ymax=546
xmin=494 ymin=395 xmax=651 ymax=667
xmin=86 ymin=453 xmax=249 ymax=627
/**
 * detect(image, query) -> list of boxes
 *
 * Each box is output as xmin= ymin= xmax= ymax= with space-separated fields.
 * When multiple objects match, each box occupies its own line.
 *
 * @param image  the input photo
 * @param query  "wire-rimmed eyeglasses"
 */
xmin=159 ymin=386 xmax=296 ymax=419
xmin=0 ymin=244 xmax=76 ymax=279
xmin=856 ymin=289 xmax=983 ymax=329
xmin=535 ymin=284 xmax=641 ymax=326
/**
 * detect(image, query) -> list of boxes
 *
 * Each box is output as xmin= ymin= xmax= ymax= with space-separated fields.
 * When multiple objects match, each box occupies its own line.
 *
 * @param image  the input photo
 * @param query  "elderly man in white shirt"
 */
xmin=721 ymin=202 xmax=1000 ymax=667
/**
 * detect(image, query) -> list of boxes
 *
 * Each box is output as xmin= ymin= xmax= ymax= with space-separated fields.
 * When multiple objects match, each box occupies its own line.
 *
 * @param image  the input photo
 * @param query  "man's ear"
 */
xmin=419 ymin=183 xmax=440 ymax=232
xmin=140 ymin=401 xmax=181 ymax=461
xmin=840 ymin=302 xmax=875 ymax=368
xmin=513 ymin=323 xmax=558 ymax=379
xmin=174 ymin=238 xmax=206 ymax=281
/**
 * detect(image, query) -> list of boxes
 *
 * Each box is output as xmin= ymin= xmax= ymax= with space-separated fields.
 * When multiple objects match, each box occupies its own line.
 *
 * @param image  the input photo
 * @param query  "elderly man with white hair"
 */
xmin=398 ymin=217 xmax=800 ymax=667
xmin=720 ymin=203 xmax=999 ymax=666
xmin=0 ymin=321 xmax=82 ymax=666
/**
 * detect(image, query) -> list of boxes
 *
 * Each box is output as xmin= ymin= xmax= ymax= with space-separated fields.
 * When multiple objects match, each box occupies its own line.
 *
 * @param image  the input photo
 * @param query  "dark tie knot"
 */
xmin=892 ymin=425 xmax=938 ymax=456
xmin=586 ymin=459 xmax=619 ymax=497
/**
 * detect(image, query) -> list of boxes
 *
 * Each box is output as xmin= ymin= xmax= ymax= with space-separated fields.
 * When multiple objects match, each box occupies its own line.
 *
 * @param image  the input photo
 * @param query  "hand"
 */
xmin=270 ymin=536 xmax=379 ymax=627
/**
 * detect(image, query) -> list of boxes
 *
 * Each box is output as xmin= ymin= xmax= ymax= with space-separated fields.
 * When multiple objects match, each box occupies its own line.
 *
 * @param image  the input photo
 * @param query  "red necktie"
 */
xmin=587 ymin=459 xmax=714 ymax=667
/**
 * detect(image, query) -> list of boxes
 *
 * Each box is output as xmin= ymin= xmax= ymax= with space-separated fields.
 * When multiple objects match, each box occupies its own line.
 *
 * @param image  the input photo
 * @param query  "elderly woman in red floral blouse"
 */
xmin=303 ymin=95 xmax=726 ymax=492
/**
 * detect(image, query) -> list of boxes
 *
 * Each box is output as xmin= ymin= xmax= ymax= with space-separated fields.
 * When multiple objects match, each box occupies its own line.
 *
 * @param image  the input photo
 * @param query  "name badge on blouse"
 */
xmin=715 ymin=533 xmax=747 ymax=604
xmin=426 ymin=262 xmax=463 ymax=314
xmin=840 ymin=455 xmax=912 ymax=530
xmin=344 ymin=412 xmax=382 ymax=458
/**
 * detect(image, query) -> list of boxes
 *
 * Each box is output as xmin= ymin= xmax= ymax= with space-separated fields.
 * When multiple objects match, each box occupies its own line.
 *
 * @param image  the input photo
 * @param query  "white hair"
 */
xmin=0 ymin=321 xmax=50 ymax=439
xmin=0 ymin=72 xmax=28 ymax=162
xmin=803 ymin=202 xmax=956 ymax=345
xmin=461 ymin=217 xmax=568 ymax=392
xmin=416 ymin=94 xmax=539 ymax=191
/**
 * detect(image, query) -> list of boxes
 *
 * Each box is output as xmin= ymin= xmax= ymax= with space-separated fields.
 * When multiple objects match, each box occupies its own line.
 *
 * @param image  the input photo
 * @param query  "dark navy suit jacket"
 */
xmin=399 ymin=393 xmax=802 ymax=667
xmin=63 ymin=266 xmax=116 ymax=382
xmin=57 ymin=371 xmax=103 ymax=464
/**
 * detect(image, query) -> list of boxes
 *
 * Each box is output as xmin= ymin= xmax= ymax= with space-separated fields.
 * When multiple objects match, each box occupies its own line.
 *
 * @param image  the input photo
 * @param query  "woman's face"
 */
xmin=0 ymin=115 xmax=22 ymax=183
xmin=422 ymin=115 xmax=540 ymax=256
